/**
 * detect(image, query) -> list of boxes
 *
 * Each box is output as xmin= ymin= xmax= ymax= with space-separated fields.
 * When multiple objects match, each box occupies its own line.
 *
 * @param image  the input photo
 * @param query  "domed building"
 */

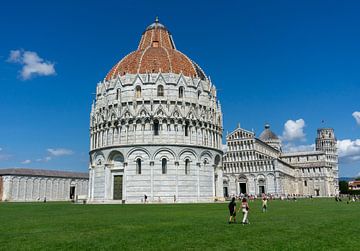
xmin=88 ymin=18 xmax=224 ymax=203
xmin=258 ymin=124 xmax=281 ymax=151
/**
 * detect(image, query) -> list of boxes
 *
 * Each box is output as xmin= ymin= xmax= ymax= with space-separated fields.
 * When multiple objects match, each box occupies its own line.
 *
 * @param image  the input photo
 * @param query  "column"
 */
xmin=150 ymin=161 xmax=154 ymax=201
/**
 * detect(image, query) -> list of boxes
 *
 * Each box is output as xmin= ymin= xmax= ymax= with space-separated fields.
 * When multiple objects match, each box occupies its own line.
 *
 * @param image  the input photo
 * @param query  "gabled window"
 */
xmin=135 ymin=86 xmax=141 ymax=98
xmin=179 ymin=86 xmax=184 ymax=98
xmin=157 ymin=85 xmax=164 ymax=97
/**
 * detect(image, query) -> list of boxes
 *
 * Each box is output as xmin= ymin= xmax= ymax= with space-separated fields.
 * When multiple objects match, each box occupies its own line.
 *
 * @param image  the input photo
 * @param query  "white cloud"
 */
xmin=337 ymin=139 xmax=360 ymax=158
xmin=337 ymin=139 xmax=360 ymax=164
xmin=36 ymin=156 xmax=52 ymax=162
xmin=281 ymin=119 xmax=306 ymax=142
xmin=7 ymin=50 xmax=21 ymax=63
xmin=47 ymin=148 xmax=73 ymax=157
xmin=21 ymin=159 xmax=31 ymax=164
xmin=353 ymin=111 xmax=360 ymax=126
xmin=283 ymin=143 xmax=315 ymax=153
xmin=7 ymin=49 xmax=56 ymax=80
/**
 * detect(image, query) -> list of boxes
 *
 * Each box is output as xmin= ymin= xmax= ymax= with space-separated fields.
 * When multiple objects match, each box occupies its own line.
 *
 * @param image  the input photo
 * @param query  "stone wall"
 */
xmin=1 ymin=175 xmax=88 ymax=202
xmin=89 ymin=145 xmax=223 ymax=203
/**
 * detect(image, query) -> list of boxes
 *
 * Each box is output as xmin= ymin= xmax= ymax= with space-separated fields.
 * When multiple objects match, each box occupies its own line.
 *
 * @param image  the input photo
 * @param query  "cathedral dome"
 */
xmin=259 ymin=124 xmax=279 ymax=141
xmin=105 ymin=18 xmax=207 ymax=81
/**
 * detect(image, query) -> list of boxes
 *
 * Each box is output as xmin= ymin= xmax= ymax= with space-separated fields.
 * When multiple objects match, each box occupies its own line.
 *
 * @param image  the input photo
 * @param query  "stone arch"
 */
xmin=257 ymin=174 xmax=266 ymax=181
xmin=153 ymin=147 xmax=176 ymax=161
xmin=179 ymin=148 xmax=197 ymax=161
xmin=199 ymin=150 xmax=213 ymax=161
xmin=238 ymin=174 xmax=248 ymax=182
xmin=127 ymin=147 xmax=151 ymax=160
xmin=107 ymin=150 xmax=125 ymax=167
xmin=93 ymin=151 xmax=105 ymax=167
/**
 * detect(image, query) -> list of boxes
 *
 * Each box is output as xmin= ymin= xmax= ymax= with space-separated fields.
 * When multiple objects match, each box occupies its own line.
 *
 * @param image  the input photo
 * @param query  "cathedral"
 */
xmin=88 ymin=18 xmax=224 ymax=203
xmin=223 ymin=124 xmax=339 ymax=197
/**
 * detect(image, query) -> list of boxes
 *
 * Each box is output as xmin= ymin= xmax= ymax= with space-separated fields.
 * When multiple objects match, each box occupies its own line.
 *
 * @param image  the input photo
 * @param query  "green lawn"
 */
xmin=0 ymin=199 xmax=359 ymax=250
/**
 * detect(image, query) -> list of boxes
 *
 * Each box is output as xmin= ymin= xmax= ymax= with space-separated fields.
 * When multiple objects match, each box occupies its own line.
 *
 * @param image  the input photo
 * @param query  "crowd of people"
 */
xmin=335 ymin=194 xmax=360 ymax=203
xmin=228 ymin=194 xmax=269 ymax=225
xmin=228 ymin=192 xmax=360 ymax=225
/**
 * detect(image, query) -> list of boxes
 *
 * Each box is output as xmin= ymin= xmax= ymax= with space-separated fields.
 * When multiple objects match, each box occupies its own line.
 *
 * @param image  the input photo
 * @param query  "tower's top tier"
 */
xmin=316 ymin=128 xmax=335 ymax=140
xmin=105 ymin=18 xmax=207 ymax=81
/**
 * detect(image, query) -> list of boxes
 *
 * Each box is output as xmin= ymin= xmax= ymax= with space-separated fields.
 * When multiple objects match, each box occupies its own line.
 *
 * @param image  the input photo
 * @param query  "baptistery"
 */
xmin=88 ymin=18 xmax=223 ymax=203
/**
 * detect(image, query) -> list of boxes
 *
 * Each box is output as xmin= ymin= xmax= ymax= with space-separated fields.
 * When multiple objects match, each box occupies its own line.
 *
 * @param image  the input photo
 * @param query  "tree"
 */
xmin=339 ymin=180 xmax=349 ymax=194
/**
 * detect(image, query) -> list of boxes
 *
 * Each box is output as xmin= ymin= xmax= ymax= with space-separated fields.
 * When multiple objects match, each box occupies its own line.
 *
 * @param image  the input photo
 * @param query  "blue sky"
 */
xmin=0 ymin=0 xmax=359 ymax=177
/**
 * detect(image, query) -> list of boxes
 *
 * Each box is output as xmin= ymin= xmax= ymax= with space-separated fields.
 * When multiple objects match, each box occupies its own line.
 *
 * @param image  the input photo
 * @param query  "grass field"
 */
xmin=0 ymin=199 xmax=359 ymax=250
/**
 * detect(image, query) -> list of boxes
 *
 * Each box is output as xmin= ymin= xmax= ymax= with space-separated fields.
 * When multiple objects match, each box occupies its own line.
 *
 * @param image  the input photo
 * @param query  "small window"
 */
xmin=135 ymin=86 xmax=141 ymax=98
xmin=185 ymin=159 xmax=190 ymax=175
xmin=154 ymin=120 xmax=159 ymax=136
xmin=179 ymin=86 xmax=184 ymax=98
xmin=116 ymin=89 xmax=120 ymax=100
xmin=197 ymin=90 xmax=201 ymax=99
xmin=136 ymin=159 xmax=141 ymax=174
xmin=185 ymin=121 xmax=189 ymax=136
xmin=162 ymin=158 xmax=167 ymax=174
xmin=152 ymin=41 xmax=159 ymax=47
xmin=157 ymin=85 xmax=164 ymax=97
xmin=304 ymin=181 xmax=307 ymax=187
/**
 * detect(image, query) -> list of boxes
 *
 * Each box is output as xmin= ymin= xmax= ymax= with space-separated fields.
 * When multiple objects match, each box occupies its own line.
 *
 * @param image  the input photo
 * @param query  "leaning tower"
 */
xmin=315 ymin=128 xmax=339 ymax=194
xmin=88 ymin=18 xmax=224 ymax=203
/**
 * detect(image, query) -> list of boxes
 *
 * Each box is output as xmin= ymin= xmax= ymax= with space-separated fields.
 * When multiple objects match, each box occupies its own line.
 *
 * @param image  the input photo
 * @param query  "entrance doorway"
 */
xmin=315 ymin=189 xmax=320 ymax=196
xmin=223 ymin=187 xmax=229 ymax=197
xmin=113 ymin=175 xmax=123 ymax=200
xmin=258 ymin=185 xmax=265 ymax=195
xmin=239 ymin=183 xmax=247 ymax=194
xmin=70 ymin=186 xmax=75 ymax=200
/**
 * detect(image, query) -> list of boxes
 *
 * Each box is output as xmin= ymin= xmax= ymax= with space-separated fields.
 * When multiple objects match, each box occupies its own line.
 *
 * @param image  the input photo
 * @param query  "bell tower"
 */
xmin=315 ymin=128 xmax=339 ymax=194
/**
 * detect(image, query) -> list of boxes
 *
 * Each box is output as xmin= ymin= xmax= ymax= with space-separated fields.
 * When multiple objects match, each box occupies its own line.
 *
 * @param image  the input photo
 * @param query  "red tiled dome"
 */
xmin=105 ymin=18 xmax=207 ymax=81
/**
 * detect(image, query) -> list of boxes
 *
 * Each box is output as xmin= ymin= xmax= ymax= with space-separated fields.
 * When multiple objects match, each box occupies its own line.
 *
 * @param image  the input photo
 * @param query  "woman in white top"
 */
xmin=239 ymin=197 xmax=250 ymax=224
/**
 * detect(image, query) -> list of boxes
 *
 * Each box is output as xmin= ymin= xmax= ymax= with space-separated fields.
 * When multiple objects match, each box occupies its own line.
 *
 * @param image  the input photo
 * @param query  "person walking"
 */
xmin=228 ymin=197 xmax=237 ymax=224
xmin=239 ymin=197 xmax=250 ymax=224
xmin=262 ymin=196 xmax=268 ymax=212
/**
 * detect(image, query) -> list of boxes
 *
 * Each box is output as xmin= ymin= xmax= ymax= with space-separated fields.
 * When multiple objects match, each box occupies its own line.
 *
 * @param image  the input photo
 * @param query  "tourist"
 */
xmin=262 ymin=196 xmax=268 ymax=212
xmin=228 ymin=197 xmax=237 ymax=224
xmin=239 ymin=197 xmax=250 ymax=224
xmin=144 ymin=194 xmax=147 ymax=203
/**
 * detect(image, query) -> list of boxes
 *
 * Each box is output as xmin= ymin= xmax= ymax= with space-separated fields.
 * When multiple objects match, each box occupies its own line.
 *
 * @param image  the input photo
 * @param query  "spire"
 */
xmin=155 ymin=16 xmax=159 ymax=23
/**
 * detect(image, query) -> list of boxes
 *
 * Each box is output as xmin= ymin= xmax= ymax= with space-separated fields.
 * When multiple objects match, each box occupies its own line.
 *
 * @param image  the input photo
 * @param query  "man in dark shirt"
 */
xmin=228 ymin=197 xmax=237 ymax=224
